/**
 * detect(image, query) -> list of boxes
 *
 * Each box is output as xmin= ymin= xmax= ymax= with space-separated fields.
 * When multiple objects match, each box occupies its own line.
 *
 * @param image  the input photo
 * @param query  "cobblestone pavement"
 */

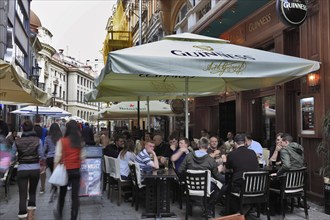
xmin=1 ymin=171 xmax=329 ymax=220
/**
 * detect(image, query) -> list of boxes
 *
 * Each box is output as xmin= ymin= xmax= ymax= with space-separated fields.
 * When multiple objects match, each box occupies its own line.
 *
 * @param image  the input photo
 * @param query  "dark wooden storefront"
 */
xmin=192 ymin=0 xmax=330 ymax=202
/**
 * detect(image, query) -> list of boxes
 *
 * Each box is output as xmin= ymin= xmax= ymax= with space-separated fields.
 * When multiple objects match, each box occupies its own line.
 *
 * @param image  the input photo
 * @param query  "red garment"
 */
xmin=61 ymin=137 xmax=81 ymax=170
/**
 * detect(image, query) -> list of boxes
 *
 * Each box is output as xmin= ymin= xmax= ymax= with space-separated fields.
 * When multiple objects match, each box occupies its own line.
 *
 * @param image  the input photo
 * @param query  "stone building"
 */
xmin=110 ymin=0 xmax=329 ymax=202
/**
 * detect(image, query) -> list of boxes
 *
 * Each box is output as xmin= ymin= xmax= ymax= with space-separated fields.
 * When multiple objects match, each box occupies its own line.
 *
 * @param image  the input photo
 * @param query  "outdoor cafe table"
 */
xmin=141 ymin=168 xmax=177 ymax=218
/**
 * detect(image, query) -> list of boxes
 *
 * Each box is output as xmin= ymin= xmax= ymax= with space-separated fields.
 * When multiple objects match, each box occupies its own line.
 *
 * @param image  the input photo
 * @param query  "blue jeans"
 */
xmin=58 ymin=168 xmax=81 ymax=220
xmin=17 ymin=169 xmax=40 ymax=215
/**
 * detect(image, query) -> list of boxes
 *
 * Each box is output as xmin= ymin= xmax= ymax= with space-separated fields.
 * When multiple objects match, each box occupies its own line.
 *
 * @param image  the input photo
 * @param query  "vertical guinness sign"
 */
xmin=276 ymin=0 xmax=308 ymax=26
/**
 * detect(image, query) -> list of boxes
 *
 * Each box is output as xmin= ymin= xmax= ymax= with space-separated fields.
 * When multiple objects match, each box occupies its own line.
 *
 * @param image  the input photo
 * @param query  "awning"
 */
xmin=0 ymin=60 xmax=51 ymax=105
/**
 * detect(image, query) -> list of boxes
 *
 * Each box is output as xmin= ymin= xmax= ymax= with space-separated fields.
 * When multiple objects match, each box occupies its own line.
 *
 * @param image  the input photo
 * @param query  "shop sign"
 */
xmin=276 ymin=0 xmax=308 ymax=26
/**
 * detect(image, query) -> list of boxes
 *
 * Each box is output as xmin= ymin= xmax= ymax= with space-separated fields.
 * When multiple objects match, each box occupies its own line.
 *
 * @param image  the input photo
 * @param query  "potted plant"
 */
xmin=316 ymin=110 xmax=330 ymax=214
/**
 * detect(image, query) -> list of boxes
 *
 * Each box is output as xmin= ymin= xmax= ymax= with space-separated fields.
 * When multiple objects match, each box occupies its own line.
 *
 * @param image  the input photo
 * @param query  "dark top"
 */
xmin=15 ymin=131 xmax=40 ymax=164
xmin=155 ymin=141 xmax=172 ymax=158
xmin=226 ymin=146 xmax=259 ymax=192
xmin=34 ymin=124 xmax=47 ymax=145
xmin=178 ymin=151 xmax=224 ymax=183
xmin=103 ymin=143 xmax=122 ymax=158
xmin=81 ymin=126 xmax=95 ymax=145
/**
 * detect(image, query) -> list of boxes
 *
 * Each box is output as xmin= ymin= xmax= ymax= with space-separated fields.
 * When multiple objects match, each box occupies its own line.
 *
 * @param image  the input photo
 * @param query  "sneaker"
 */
xmin=40 ymin=190 xmax=45 ymax=194
xmin=67 ymin=186 xmax=72 ymax=191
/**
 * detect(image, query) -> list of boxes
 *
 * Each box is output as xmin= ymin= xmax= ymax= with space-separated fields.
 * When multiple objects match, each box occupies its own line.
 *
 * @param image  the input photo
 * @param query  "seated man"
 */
xmin=276 ymin=133 xmax=304 ymax=176
xmin=170 ymin=137 xmax=190 ymax=171
xmin=245 ymin=133 xmax=264 ymax=166
xmin=226 ymin=133 xmax=259 ymax=193
xmin=135 ymin=140 xmax=159 ymax=173
xmin=103 ymin=135 xmax=124 ymax=158
xmin=226 ymin=133 xmax=259 ymax=214
xmin=269 ymin=133 xmax=305 ymax=214
xmin=153 ymin=134 xmax=173 ymax=166
xmin=178 ymin=138 xmax=225 ymax=217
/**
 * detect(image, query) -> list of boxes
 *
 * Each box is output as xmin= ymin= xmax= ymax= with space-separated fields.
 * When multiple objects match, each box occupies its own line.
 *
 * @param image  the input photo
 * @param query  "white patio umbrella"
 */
xmin=11 ymin=106 xmax=71 ymax=117
xmin=85 ymin=33 xmax=320 ymax=138
xmin=93 ymin=100 xmax=176 ymax=120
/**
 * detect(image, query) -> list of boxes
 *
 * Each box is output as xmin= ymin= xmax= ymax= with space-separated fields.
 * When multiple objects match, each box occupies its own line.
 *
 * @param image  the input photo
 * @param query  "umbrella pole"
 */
xmin=185 ymin=77 xmax=189 ymax=139
xmin=137 ymin=97 xmax=140 ymax=131
xmin=147 ymin=96 xmax=150 ymax=132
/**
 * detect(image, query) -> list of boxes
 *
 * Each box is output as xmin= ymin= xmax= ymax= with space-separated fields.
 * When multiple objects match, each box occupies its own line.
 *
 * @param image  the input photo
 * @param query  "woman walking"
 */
xmin=43 ymin=122 xmax=63 ymax=201
xmin=13 ymin=120 xmax=44 ymax=220
xmin=53 ymin=120 xmax=85 ymax=220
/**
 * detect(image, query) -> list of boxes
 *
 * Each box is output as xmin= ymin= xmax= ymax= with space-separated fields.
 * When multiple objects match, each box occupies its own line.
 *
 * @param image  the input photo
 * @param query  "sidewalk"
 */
xmin=1 ymin=172 xmax=329 ymax=220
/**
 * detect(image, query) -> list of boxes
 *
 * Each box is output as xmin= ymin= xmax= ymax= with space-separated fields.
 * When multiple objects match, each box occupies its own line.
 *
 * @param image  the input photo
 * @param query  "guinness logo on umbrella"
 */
xmin=193 ymin=45 xmax=214 ymax=51
xmin=276 ymin=0 xmax=308 ymax=27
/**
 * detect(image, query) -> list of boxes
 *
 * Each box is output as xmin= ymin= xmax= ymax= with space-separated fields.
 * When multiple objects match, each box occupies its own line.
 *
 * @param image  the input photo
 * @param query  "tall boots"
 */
xmin=27 ymin=207 xmax=36 ymax=220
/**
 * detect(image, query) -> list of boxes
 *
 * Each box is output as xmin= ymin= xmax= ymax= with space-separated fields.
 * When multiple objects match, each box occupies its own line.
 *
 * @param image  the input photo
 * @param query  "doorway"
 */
xmin=219 ymin=101 xmax=236 ymax=140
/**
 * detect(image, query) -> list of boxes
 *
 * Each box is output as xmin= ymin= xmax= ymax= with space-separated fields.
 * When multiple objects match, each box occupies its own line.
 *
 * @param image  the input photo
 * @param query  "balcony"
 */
xmin=105 ymin=31 xmax=132 ymax=52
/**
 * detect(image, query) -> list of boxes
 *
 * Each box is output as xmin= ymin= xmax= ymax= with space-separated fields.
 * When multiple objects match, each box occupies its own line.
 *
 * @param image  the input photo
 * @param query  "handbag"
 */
xmin=49 ymin=139 xmax=68 ymax=186
xmin=49 ymin=164 xmax=68 ymax=186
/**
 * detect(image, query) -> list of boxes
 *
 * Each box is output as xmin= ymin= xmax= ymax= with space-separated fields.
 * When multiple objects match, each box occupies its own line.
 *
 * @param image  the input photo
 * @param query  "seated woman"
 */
xmin=118 ymin=139 xmax=136 ymax=180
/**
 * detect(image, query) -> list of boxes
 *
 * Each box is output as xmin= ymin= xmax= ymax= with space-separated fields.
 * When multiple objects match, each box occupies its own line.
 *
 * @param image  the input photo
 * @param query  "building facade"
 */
xmin=37 ymin=27 xmax=99 ymax=121
xmin=115 ymin=0 xmax=329 ymax=201
xmin=1 ymin=1 xmax=100 ymax=126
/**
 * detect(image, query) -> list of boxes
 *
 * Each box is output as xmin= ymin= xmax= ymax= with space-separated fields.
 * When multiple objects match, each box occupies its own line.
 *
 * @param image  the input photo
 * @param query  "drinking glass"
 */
xmin=164 ymin=157 xmax=169 ymax=170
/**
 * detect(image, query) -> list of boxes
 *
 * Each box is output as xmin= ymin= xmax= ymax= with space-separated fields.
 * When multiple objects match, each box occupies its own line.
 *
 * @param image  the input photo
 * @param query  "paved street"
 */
xmin=1 ymin=171 xmax=329 ymax=220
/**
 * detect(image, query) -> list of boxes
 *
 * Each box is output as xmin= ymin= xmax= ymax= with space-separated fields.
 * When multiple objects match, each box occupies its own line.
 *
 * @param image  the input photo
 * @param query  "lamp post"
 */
xmin=52 ymin=80 xmax=58 ymax=107
xmin=30 ymin=61 xmax=41 ymax=117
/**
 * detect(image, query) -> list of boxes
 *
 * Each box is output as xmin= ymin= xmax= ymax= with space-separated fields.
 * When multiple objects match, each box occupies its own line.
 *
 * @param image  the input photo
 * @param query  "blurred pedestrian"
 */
xmin=53 ymin=120 xmax=85 ymax=220
xmin=13 ymin=120 xmax=44 ymax=220
xmin=43 ymin=123 xmax=63 ymax=200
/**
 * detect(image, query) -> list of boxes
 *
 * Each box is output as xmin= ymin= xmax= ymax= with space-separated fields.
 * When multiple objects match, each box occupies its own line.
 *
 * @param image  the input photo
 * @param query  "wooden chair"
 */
xmin=269 ymin=167 xmax=308 ymax=220
xmin=107 ymin=157 xmax=132 ymax=206
xmin=229 ymin=171 xmax=270 ymax=220
xmin=213 ymin=213 xmax=245 ymax=220
xmin=184 ymin=169 xmax=214 ymax=220
xmin=128 ymin=162 xmax=145 ymax=211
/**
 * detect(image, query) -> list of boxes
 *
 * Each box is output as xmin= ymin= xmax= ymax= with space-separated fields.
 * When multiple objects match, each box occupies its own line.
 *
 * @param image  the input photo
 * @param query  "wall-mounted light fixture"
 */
xmin=307 ymin=72 xmax=320 ymax=90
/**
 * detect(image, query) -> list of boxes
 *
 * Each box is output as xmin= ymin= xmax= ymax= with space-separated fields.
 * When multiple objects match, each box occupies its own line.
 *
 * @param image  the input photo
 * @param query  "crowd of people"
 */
xmin=0 ymin=118 xmax=306 ymax=219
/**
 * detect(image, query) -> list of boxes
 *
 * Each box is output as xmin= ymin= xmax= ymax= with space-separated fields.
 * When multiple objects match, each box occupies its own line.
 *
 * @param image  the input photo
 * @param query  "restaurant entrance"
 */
xmin=219 ymin=101 xmax=236 ymax=141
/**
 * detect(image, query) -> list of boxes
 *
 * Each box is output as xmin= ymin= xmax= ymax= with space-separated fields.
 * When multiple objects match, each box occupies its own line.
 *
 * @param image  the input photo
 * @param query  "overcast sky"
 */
xmin=31 ymin=0 xmax=116 ymax=63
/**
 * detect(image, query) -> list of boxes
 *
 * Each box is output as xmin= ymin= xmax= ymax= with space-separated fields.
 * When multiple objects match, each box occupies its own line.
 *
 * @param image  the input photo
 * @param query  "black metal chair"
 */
xmin=229 ymin=171 xmax=270 ymax=220
xmin=171 ymin=162 xmax=185 ymax=209
xmin=0 ymin=163 xmax=15 ymax=202
xmin=184 ymin=169 xmax=214 ymax=220
xmin=269 ymin=167 xmax=308 ymax=220
xmin=128 ymin=162 xmax=145 ymax=211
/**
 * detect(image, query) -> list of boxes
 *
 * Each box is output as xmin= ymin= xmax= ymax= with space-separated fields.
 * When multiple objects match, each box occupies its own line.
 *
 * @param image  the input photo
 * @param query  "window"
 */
xmin=77 ymin=90 xmax=80 ymax=102
xmin=77 ymin=76 xmax=79 ymax=84
xmin=176 ymin=4 xmax=187 ymax=25
xmin=16 ymin=2 xmax=24 ymax=25
xmin=14 ymin=44 xmax=25 ymax=67
xmin=63 ymin=91 xmax=65 ymax=100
